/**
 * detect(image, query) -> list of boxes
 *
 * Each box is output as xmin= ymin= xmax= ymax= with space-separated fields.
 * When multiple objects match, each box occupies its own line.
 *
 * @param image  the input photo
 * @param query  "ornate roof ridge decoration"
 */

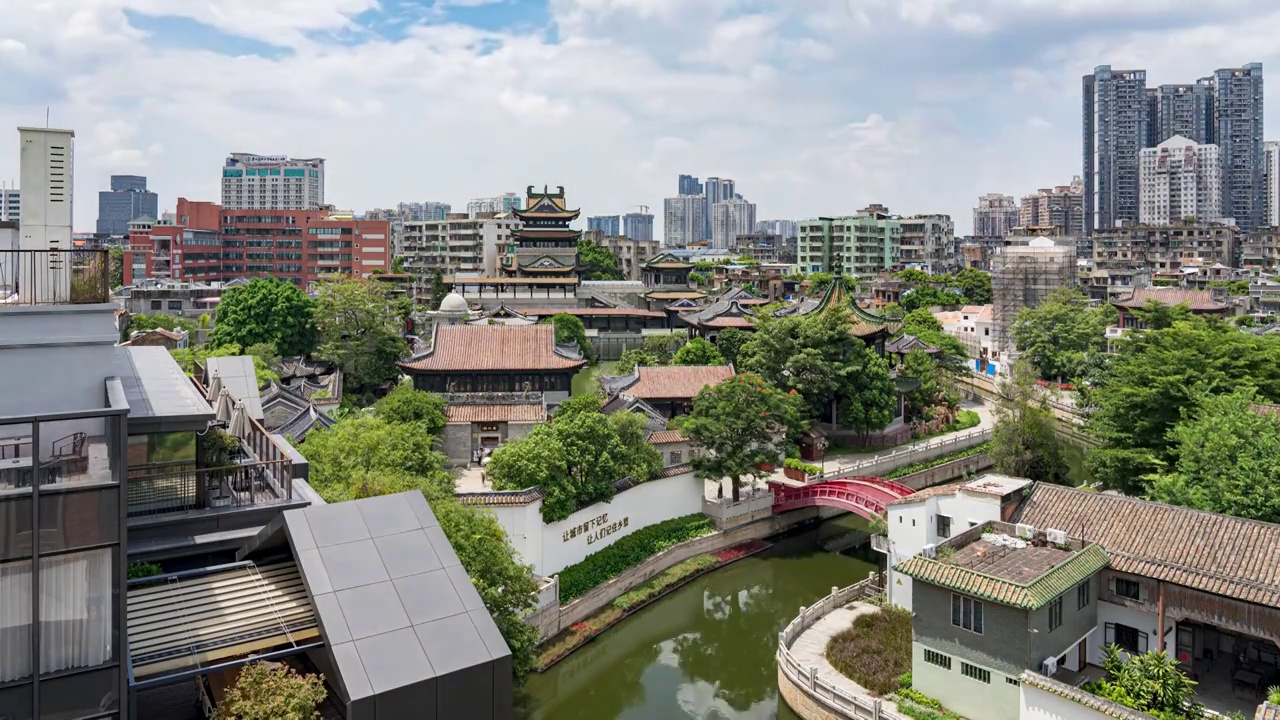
xmin=644 ymin=252 xmax=694 ymax=268
xmin=519 ymin=255 xmax=575 ymax=269
xmin=894 ymin=543 xmax=1110 ymax=610
xmin=514 ymin=184 xmax=579 ymax=219
xmin=885 ymin=334 xmax=941 ymax=355
xmin=474 ymin=302 xmax=533 ymax=321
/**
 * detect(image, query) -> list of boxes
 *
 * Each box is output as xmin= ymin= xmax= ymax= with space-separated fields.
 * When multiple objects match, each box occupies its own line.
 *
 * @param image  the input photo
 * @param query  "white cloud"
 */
xmin=0 ymin=0 xmax=1277 ymax=237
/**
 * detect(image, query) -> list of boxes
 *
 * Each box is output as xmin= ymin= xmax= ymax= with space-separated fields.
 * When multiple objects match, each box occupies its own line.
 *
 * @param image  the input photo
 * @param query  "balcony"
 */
xmin=0 ymin=248 xmax=110 ymax=306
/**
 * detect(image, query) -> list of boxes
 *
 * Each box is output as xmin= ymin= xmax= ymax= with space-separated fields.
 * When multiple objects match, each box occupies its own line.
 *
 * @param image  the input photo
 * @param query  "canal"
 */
xmin=519 ymin=516 xmax=880 ymax=720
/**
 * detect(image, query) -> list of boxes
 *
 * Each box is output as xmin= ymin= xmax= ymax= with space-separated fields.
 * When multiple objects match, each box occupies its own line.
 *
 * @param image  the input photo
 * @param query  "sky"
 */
xmin=3 ymin=0 xmax=1280 ymax=236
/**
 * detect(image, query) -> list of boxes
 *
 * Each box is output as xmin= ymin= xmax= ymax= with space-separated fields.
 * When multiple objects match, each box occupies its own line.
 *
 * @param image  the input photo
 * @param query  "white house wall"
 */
xmin=1021 ymin=682 xmax=1119 ymax=720
xmin=479 ymin=471 xmax=704 ymax=577
xmin=886 ymin=491 xmax=1004 ymax=612
xmin=1091 ymin=600 xmax=1173 ymax=665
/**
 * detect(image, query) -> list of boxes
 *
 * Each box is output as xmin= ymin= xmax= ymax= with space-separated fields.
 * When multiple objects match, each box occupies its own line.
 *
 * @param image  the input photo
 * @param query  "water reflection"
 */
xmin=521 ymin=520 xmax=879 ymax=720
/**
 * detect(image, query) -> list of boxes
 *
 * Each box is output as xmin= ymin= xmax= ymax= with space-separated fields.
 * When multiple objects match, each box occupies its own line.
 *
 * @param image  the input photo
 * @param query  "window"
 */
xmin=149 ymin=300 xmax=161 ymax=311
xmin=951 ymin=594 xmax=983 ymax=634
xmin=1049 ymin=596 xmax=1063 ymax=631
xmin=1077 ymin=579 xmax=1091 ymax=610
xmin=1006 ymin=676 xmax=1021 ymax=687
xmin=960 ymin=662 xmax=991 ymax=683
xmin=924 ymin=649 xmax=952 ymax=670
xmin=167 ymin=300 xmax=183 ymax=311
xmin=936 ymin=515 xmax=951 ymax=538
xmin=669 ymin=450 xmax=682 ymax=465
xmin=1115 ymin=577 xmax=1141 ymax=601
xmin=1105 ymin=622 xmax=1148 ymax=654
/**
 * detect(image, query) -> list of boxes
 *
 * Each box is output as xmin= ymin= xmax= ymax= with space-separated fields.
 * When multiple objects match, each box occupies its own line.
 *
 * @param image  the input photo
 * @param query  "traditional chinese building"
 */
xmin=502 ymin=185 xmax=581 ymax=278
xmin=642 ymin=252 xmax=695 ymax=287
xmin=600 ymin=365 xmax=735 ymax=418
xmin=398 ymin=324 xmax=586 ymax=405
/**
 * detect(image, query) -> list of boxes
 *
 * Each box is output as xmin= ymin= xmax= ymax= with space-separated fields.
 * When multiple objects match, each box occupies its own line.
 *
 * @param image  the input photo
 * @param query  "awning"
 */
xmin=127 ymin=560 xmax=319 ymax=682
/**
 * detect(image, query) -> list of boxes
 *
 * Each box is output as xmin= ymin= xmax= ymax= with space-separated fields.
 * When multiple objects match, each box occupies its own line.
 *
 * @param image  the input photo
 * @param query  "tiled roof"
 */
xmin=647 ymin=430 xmax=689 ymax=445
xmin=658 ymin=463 xmax=693 ymax=478
xmin=1020 ymin=672 xmax=1158 ymax=720
xmin=1014 ymin=484 xmax=1280 ymax=607
xmin=456 ymin=487 xmax=546 ymax=506
xmin=702 ymin=316 xmax=755 ymax=328
xmin=1113 ymin=288 xmax=1231 ymax=311
xmin=895 ymin=543 xmax=1110 ymax=610
xmin=399 ymin=325 xmax=586 ymax=372
xmin=521 ymin=307 xmax=666 ymax=318
xmin=623 ymin=365 xmax=735 ymax=400
xmin=445 ymin=404 xmax=546 ymax=423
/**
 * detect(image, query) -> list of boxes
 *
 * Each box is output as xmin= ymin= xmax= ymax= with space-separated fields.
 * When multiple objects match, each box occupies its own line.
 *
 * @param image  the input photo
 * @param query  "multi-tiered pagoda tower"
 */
xmin=502 ymin=185 xmax=581 ymax=278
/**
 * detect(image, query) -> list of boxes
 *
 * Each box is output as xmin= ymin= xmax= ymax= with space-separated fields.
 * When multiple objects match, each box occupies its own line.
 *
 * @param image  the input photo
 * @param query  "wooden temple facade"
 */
xmin=502 ymin=185 xmax=581 ymax=279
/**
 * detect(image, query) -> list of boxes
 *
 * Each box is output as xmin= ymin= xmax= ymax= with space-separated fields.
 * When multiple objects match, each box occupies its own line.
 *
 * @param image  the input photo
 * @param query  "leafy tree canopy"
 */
xmin=713 ymin=328 xmax=749 ymax=366
xmin=900 ymin=285 xmax=961 ymax=312
xmin=487 ymin=408 xmax=661 ymax=521
xmin=548 ymin=313 xmax=594 ymax=363
xmin=990 ymin=359 xmax=1068 ymax=484
xmin=615 ymin=348 xmax=656 ymax=375
xmin=312 ymin=279 xmax=407 ymax=400
xmin=302 ymin=414 xmax=451 ymax=490
xmin=1088 ymin=316 xmax=1280 ymax=493
xmin=170 ymin=343 xmax=280 ymax=384
xmin=1011 ymin=287 xmax=1115 ymax=383
xmin=217 ymin=661 xmax=327 ymax=720
xmin=371 ymin=382 xmax=448 ymax=434
xmin=109 ymin=247 xmax=124 ymax=289
xmin=672 ymin=337 xmax=725 ymax=366
xmin=642 ymin=332 xmax=687 ymax=363
xmin=899 ymin=349 xmax=940 ymax=422
xmin=1148 ymin=390 xmax=1280 ymax=523
xmin=129 ymin=313 xmax=197 ymax=334
xmin=683 ymin=373 xmax=806 ymax=501
xmin=210 ymin=278 xmax=317 ymax=356
xmin=576 ymin=239 xmax=625 ymax=281
xmin=1130 ymin=299 xmax=1193 ymax=330
xmin=1085 ymin=645 xmax=1201 ymax=720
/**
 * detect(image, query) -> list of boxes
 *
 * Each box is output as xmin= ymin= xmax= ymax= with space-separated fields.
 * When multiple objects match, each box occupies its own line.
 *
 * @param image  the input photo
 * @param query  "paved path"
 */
xmin=829 ymin=399 xmax=992 ymax=473
xmin=788 ymin=601 xmax=885 ymax=702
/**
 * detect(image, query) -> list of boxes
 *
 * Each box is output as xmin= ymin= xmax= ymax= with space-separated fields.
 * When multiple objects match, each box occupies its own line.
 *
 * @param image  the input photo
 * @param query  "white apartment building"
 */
xmin=401 ymin=213 xmax=519 ymax=279
xmin=1266 ymin=140 xmax=1280 ymax=228
xmin=664 ymin=195 xmax=706 ymax=247
xmin=1139 ymin=135 xmax=1221 ymax=225
xmin=221 ymin=153 xmax=325 ymax=210
xmin=0 ymin=188 xmax=18 ymax=222
xmin=710 ymin=198 xmax=756 ymax=250
xmin=466 ymin=193 xmax=522 ymax=217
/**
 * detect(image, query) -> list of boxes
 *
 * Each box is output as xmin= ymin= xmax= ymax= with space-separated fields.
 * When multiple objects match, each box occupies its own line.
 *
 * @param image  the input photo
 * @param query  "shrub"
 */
xmin=783 ymin=458 xmax=821 ymax=475
xmin=884 ymin=442 xmax=990 ymax=479
xmin=558 ymin=514 xmax=715 ymax=602
xmin=824 ymin=606 xmax=913 ymax=696
xmin=1269 ymin=685 xmax=1280 ymax=704
xmin=898 ymin=672 xmax=912 ymax=689
xmin=216 ymin=661 xmax=326 ymax=719
xmin=127 ymin=561 xmax=163 ymax=580
xmin=612 ymin=555 xmax=719 ymax=611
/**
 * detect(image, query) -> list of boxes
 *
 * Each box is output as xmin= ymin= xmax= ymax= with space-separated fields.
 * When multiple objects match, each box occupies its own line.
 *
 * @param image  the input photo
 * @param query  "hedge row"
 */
xmin=558 ymin=514 xmax=715 ymax=603
xmin=612 ymin=555 xmax=719 ymax=611
xmin=883 ymin=442 xmax=990 ymax=480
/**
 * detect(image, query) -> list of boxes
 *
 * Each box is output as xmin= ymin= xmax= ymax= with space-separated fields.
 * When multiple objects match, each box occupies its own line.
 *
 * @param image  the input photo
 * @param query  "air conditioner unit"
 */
xmin=1046 ymin=528 xmax=1068 ymax=545
xmin=922 ymin=544 xmax=936 ymax=559
xmin=1015 ymin=523 xmax=1035 ymax=539
xmin=1042 ymin=657 xmax=1058 ymax=676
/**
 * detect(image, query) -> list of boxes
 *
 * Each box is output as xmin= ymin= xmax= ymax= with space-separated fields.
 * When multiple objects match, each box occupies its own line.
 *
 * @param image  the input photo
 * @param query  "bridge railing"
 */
xmin=818 ymin=426 xmax=991 ymax=480
xmin=778 ymin=573 xmax=905 ymax=720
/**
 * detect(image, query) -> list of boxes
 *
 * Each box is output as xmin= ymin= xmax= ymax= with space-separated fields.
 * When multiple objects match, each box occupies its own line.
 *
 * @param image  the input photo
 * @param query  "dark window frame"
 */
xmin=1115 ymin=577 xmax=1141 ymax=601
xmin=1077 ymin=579 xmax=1091 ymax=610
xmin=1049 ymin=596 xmax=1063 ymax=631
xmin=951 ymin=593 xmax=984 ymax=635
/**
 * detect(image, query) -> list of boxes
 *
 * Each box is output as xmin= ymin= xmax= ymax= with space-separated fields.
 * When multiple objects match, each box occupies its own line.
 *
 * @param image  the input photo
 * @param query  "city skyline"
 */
xmin=4 ymin=3 xmax=1280 ymax=236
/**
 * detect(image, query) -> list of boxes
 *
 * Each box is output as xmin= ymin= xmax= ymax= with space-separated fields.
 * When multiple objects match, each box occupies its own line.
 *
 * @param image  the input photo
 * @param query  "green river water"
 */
xmin=518 ymin=517 xmax=881 ymax=720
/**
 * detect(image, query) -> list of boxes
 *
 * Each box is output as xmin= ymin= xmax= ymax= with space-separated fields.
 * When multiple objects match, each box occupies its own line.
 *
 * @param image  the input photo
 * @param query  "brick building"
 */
xmin=124 ymin=197 xmax=389 ymax=286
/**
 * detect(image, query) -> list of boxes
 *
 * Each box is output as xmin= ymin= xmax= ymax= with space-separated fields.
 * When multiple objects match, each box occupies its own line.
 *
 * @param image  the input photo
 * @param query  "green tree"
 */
xmin=428 ymin=270 xmax=450 ymax=309
xmin=554 ymin=393 xmax=603 ymax=418
xmin=576 ymin=238 xmax=625 ymax=281
xmin=671 ymin=337 xmax=725 ymax=366
xmin=1010 ymin=287 xmax=1115 ymax=382
xmin=990 ymin=360 xmax=1068 ymax=484
xmin=900 ymin=285 xmax=960 ymax=312
xmin=548 ymin=313 xmax=594 ymax=363
xmin=1088 ymin=318 xmax=1280 ymax=493
xmin=301 ymin=415 xmax=451 ymax=491
xmin=210 ymin=278 xmax=317 ymax=356
xmin=606 ymin=410 xmax=664 ymax=484
xmin=1130 ymin=299 xmax=1193 ymax=330
xmin=643 ymin=332 xmax=686 ymax=363
xmin=312 ymin=279 xmax=408 ymax=398
xmin=1085 ymin=645 xmax=1201 ymax=719
xmin=684 ymin=373 xmax=805 ymax=501
xmin=894 ymin=268 xmax=934 ymax=284
xmin=900 ymin=350 xmax=939 ymax=422
xmin=806 ymin=272 xmax=835 ymax=295
xmin=615 ymin=348 xmax=656 ymax=374
xmin=836 ymin=344 xmax=897 ymax=437
xmin=129 ymin=313 xmax=197 ymax=334
xmin=901 ymin=308 xmax=968 ymax=368
xmin=371 ymin=382 xmax=447 ymax=434
xmin=169 ymin=343 xmax=279 ymax=384
xmin=108 ymin=246 xmax=124 ymax=289
xmin=1148 ymin=391 xmax=1280 ymax=522
xmin=216 ymin=661 xmax=326 ymax=720
xmin=713 ymin=328 xmax=749 ymax=366
xmin=951 ymin=268 xmax=992 ymax=304
xmin=688 ymin=270 xmax=708 ymax=286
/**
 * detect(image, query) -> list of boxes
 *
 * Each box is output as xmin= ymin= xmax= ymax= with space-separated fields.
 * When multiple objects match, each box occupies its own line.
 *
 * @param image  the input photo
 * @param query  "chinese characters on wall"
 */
xmin=562 ymin=512 xmax=630 ymax=545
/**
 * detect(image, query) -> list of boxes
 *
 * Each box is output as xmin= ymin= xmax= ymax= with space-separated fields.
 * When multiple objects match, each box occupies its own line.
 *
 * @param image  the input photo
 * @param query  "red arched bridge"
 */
xmin=769 ymin=475 xmax=915 ymax=519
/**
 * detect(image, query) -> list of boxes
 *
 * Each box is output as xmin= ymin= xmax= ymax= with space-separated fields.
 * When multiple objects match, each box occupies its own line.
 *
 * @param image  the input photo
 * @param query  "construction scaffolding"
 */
xmin=992 ymin=236 xmax=1077 ymax=355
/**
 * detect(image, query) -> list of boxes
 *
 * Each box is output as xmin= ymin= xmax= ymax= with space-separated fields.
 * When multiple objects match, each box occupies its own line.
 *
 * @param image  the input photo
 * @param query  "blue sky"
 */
xmin=2 ymin=0 xmax=1279 ymax=233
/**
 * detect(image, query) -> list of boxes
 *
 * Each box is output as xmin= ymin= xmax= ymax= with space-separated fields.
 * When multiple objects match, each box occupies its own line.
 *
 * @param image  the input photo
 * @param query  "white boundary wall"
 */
xmin=479 ymin=470 xmax=704 ymax=577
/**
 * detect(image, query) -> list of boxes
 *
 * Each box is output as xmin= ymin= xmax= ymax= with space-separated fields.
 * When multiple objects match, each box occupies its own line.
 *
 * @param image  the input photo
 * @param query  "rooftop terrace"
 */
xmin=895 ymin=521 xmax=1110 ymax=609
